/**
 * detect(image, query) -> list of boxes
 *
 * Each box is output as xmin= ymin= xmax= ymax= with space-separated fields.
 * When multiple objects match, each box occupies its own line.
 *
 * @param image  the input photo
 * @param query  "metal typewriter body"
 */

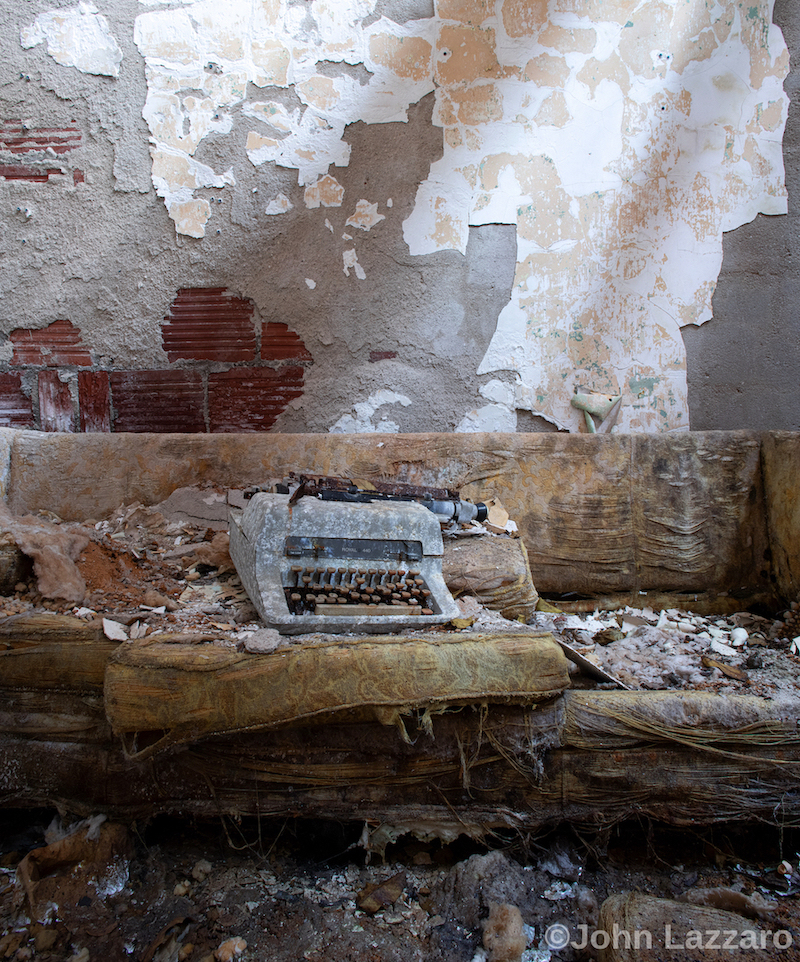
xmin=229 ymin=492 xmax=460 ymax=634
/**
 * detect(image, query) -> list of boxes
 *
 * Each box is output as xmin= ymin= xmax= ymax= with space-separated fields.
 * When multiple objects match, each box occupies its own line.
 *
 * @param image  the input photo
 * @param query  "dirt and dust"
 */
xmin=1 ymin=812 xmax=800 ymax=962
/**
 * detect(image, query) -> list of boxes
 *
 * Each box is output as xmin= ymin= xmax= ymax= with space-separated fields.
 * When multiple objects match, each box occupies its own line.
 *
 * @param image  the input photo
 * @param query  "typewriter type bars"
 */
xmin=228 ymin=492 xmax=460 ymax=634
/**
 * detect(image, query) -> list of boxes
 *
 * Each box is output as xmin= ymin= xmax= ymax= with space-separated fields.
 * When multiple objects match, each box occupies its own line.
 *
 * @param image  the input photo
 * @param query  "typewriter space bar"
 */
xmin=312 ymin=603 xmax=434 ymax=617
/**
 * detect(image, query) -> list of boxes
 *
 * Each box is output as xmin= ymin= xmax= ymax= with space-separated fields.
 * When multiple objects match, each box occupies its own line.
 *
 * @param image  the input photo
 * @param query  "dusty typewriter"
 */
xmin=228 ymin=475 xmax=487 ymax=634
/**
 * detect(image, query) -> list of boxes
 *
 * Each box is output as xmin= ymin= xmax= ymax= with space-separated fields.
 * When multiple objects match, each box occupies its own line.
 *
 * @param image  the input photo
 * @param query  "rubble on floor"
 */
xmin=528 ymin=605 xmax=800 ymax=697
xmin=1 ymin=813 xmax=799 ymax=962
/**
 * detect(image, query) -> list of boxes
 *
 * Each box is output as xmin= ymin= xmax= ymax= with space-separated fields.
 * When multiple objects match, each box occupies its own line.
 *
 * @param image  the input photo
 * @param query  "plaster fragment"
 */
xmin=151 ymin=150 xmax=234 ymax=193
xmin=346 ymin=200 xmax=386 ymax=231
xmin=304 ymin=174 xmax=345 ymax=209
xmin=368 ymin=33 xmax=433 ymax=82
xmin=296 ymin=75 xmax=342 ymax=112
xmin=251 ymin=38 xmax=290 ymax=86
xmin=329 ymin=390 xmax=412 ymax=434
xmin=150 ymin=149 xmax=234 ymax=237
xmin=342 ymin=249 xmax=366 ymax=280
xmin=243 ymin=101 xmax=299 ymax=133
xmin=21 ymin=2 xmax=123 ymax=78
xmin=265 ymin=193 xmax=293 ymax=215
xmin=246 ymin=131 xmax=280 ymax=153
xmin=435 ymin=24 xmax=500 ymax=86
xmin=456 ymin=402 xmax=517 ymax=433
xmin=535 ymin=91 xmax=571 ymax=128
xmin=168 ymin=198 xmax=212 ymax=239
xmin=305 ymin=279 xmax=316 ymax=290
xmin=449 ymin=84 xmax=503 ymax=125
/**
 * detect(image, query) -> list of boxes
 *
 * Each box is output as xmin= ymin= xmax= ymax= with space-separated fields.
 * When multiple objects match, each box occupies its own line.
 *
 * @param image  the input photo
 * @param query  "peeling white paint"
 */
xmin=346 ymin=200 xmax=386 ymax=231
xmin=125 ymin=0 xmax=788 ymax=431
xmin=329 ymin=390 xmax=412 ymax=434
xmin=456 ymin=402 xmax=517 ymax=434
xmin=150 ymin=148 xmax=235 ymax=238
xmin=303 ymin=174 xmax=345 ymax=210
xmin=265 ymin=193 xmax=293 ymax=215
xmin=342 ymin=249 xmax=366 ymax=280
xmin=22 ymin=2 xmax=122 ymax=78
xmin=479 ymin=379 xmax=516 ymax=407
xmin=132 ymin=0 xmax=435 ymax=234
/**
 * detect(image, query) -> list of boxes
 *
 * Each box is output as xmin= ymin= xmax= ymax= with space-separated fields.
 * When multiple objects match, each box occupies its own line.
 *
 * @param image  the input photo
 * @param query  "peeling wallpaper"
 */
xmin=7 ymin=0 xmax=791 ymax=434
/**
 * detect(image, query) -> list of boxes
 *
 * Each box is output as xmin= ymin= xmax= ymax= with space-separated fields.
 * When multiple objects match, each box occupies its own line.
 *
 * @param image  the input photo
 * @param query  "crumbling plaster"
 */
xmin=0 ymin=0 xmax=794 ymax=435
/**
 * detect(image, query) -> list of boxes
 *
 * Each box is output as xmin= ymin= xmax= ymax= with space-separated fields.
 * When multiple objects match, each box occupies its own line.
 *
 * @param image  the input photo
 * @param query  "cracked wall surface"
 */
xmin=0 ymin=0 xmax=793 ymax=435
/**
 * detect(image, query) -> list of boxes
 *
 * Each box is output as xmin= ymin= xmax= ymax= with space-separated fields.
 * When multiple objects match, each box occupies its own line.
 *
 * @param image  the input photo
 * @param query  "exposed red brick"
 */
xmin=78 ymin=371 xmax=111 ymax=433
xmin=0 ymin=164 xmax=62 ymax=182
xmin=162 ymin=288 xmax=257 ymax=363
xmin=261 ymin=322 xmax=313 ymax=362
xmin=208 ymin=367 xmax=304 ymax=432
xmin=73 ymin=170 xmax=85 ymax=185
xmin=10 ymin=320 xmax=92 ymax=367
xmin=0 ymin=119 xmax=82 ymax=154
xmin=0 ymin=373 xmax=34 ymax=428
xmin=38 ymin=371 xmax=75 ymax=432
xmin=110 ymin=371 xmax=206 ymax=433
xmin=369 ymin=350 xmax=398 ymax=363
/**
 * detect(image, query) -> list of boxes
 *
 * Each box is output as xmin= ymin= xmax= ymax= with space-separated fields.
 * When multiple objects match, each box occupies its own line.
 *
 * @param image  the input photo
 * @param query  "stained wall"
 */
xmin=0 ymin=1 xmax=794 ymax=435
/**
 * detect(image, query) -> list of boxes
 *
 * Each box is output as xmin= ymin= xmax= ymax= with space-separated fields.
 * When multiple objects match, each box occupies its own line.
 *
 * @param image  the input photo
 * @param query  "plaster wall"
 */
xmin=0 ymin=0 xmax=794 ymax=436
xmin=683 ymin=0 xmax=800 ymax=432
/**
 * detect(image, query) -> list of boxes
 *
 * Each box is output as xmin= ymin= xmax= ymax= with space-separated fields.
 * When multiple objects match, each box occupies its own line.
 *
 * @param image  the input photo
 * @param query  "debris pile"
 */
xmin=529 ymin=606 xmax=800 ymax=696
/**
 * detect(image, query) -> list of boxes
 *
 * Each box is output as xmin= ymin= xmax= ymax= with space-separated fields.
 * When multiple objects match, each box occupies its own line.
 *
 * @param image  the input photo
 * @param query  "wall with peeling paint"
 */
xmin=0 ymin=0 xmax=796 ymax=436
xmin=684 ymin=0 xmax=800 ymax=432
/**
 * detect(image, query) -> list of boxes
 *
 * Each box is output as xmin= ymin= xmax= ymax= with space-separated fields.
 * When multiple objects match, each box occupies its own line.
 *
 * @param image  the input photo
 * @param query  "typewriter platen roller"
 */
xmin=229 ymin=493 xmax=460 ymax=634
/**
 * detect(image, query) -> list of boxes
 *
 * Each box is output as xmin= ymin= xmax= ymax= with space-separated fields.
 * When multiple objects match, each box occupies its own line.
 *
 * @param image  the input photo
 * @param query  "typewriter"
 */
xmin=229 ymin=476 xmax=486 ymax=634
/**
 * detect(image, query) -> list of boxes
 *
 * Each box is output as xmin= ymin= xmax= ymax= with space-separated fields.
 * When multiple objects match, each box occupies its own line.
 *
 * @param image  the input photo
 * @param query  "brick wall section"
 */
xmin=110 ymin=371 xmax=206 ymax=433
xmin=163 ymin=288 xmax=258 ymax=363
xmin=0 ymin=289 xmax=312 ymax=433
xmin=0 ymin=165 xmax=64 ymax=183
xmin=10 ymin=320 xmax=92 ymax=366
xmin=38 ymin=371 xmax=75 ymax=432
xmin=261 ymin=322 xmax=314 ymax=362
xmin=0 ymin=374 xmax=34 ymax=428
xmin=208 ymin=366 xmax=305 ymax=431
xmin=0 ymin=119 xmax=83 ymax=184
xmin=78 ymin=372 xmax=111 ymax=433
xmin=0 ymin=120 xmax=82 ymax=154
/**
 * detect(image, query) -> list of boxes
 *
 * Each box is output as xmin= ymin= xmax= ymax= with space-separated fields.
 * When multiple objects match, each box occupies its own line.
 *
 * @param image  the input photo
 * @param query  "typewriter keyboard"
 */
xmin=283 ymin=565 xmax=437 ymax=616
